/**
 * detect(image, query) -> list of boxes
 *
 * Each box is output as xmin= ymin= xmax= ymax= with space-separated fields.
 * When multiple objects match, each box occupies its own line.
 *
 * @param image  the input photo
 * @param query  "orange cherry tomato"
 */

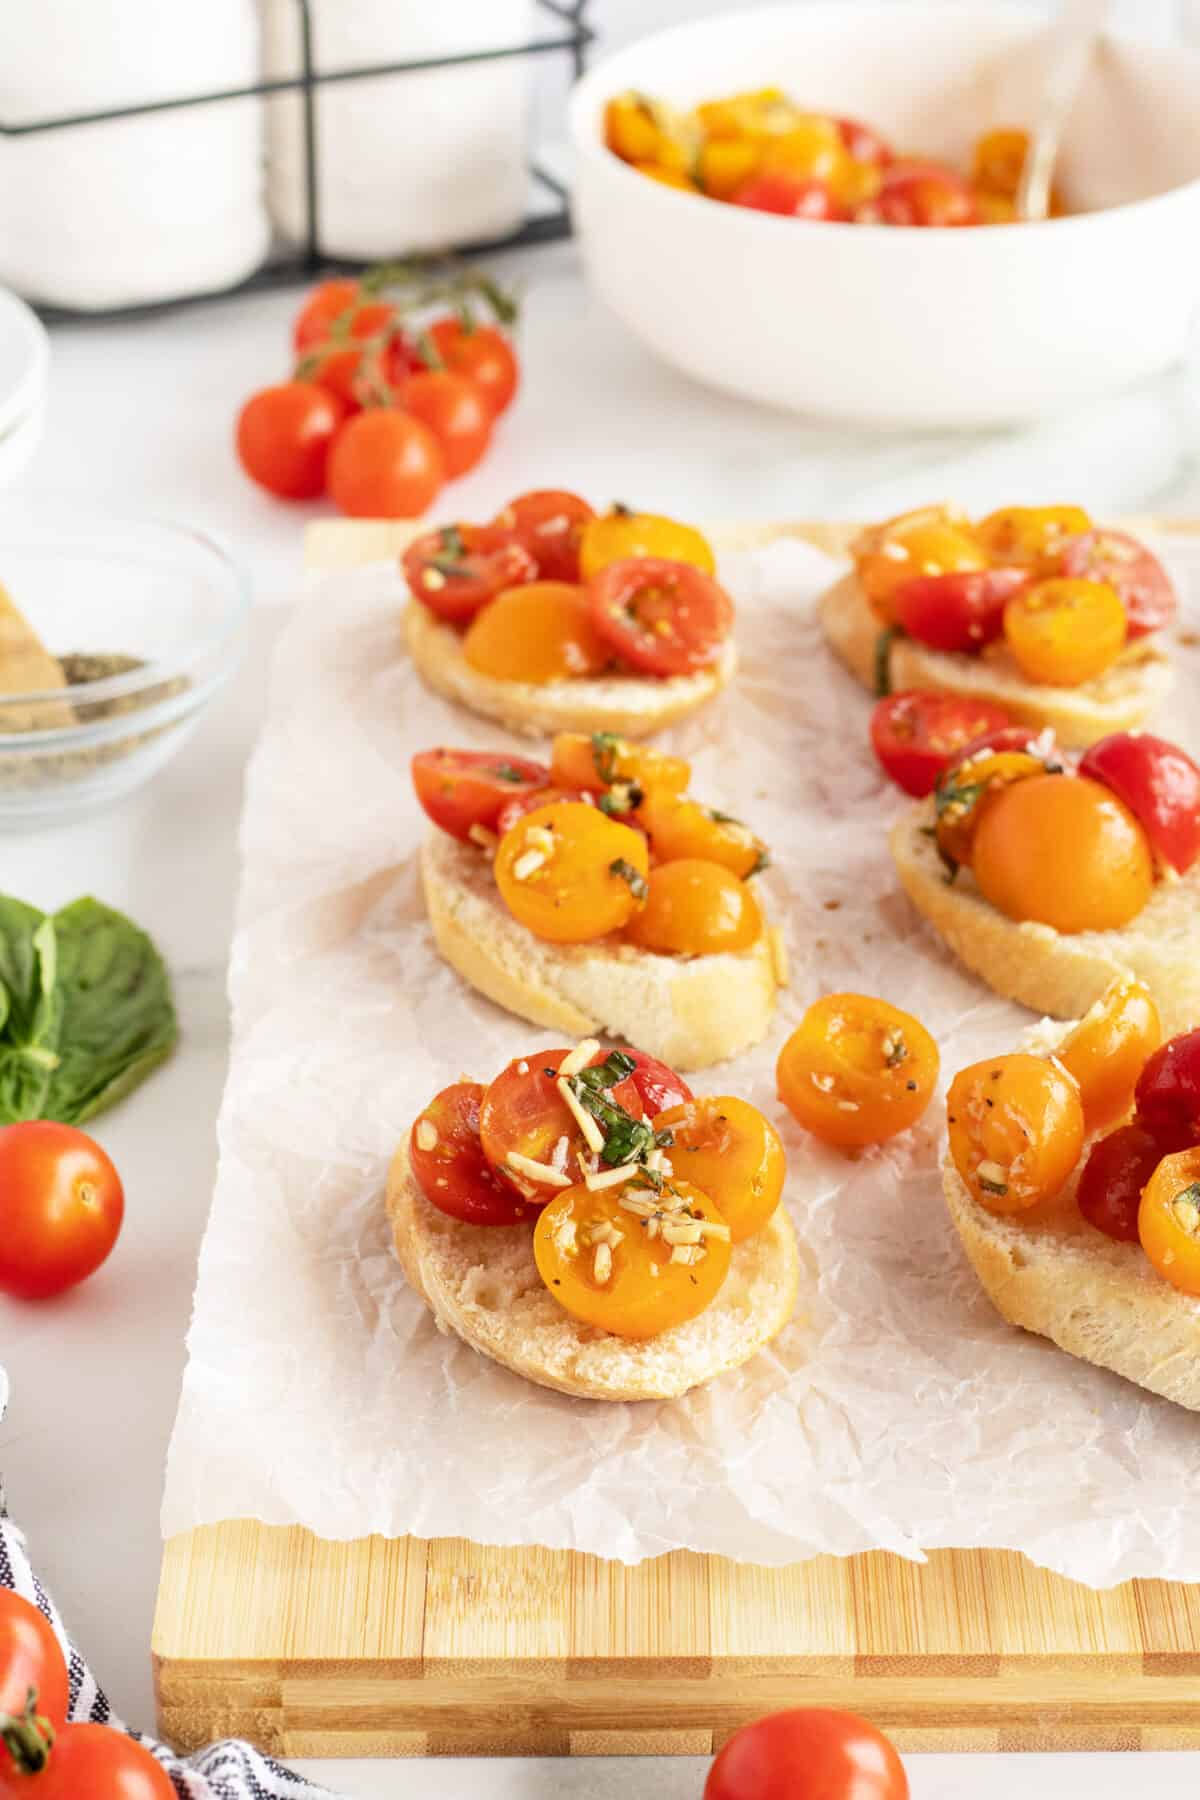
xmin=971 ymin=773 xmax=1153 ymax=934
xmin=933 ymin=732 xmax=1061 ymax=870
xmin=533 ymin=1176 xmax=731 ymax=1340
xmin=947 ymin=1053 xmax=1085 ymax=1215
xmin=1139 ymin=1148 xmax=1200 ymax=1295
xmin=495 ymin=801 xmax=649 ymax=943
xmin=653 ymin=1095 xmax=785 ymax=1241
xmin=623 ymin=859 xmax=762 ymax=955
xmin=852 ymin=507 xmax=985 ymax=624
xmin=971 ymin=127 xmax=1032 ymax=199
xmin=697 ymin=136 xmax=764 ymax=199
xmin=760 ymin=115 xmax=854 ymax=193
xmin=776 ymin=994 xmax=939 ymax=1150
xmin=579 ymin=509 xmax=715 ymax=581
xmin=326 ymin=409 xmax=444 ymax=518
xmin=638 ymin=791 xmax=768 ymax=878
xmin=695 ymin=88 xmax=797 ymax=140
xmin=549 ymin=731 xmax=690 ymax=803
xmin=1003 ymin=578 xmax=1126 ymax=686
xmin=1056 ymin=975 xmax=1162 ymax=1134
xmin=463 ymin=583 xmax=610 ymax=684
xmin=605 ymin=92 xmax=691 ymax=171
xmin=975 ymin=505 xmax=1093 ymax=567
xmin=479 ymin=1046 xmax=647 ymax=1197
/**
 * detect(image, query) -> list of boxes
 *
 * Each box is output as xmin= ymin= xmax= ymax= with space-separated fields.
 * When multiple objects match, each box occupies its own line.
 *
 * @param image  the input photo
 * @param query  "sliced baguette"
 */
xmin=404 ymin=600 xmax=737 ymax=740
xmin=421 ymin=830 xmax=781 ymax=1071
xmin=890 ymin=799 xmax=1200 ymax=1035
xmin=387 ymin=1143 xmax=801 ymax=1401
xmin=942 ymin=1019 xmax=1200 ymax=1410
xmin=818 ymin=572 xmax=1172 ymax=748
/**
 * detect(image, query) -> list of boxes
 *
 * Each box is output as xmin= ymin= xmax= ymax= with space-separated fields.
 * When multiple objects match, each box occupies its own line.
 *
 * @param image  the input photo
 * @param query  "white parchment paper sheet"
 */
xmin=163 ymin=533 xmax=1200 ymax=1583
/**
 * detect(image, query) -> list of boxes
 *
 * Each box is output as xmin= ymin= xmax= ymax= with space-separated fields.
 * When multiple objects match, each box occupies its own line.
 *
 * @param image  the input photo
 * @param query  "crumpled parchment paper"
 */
xmin=162 ymin=532 xmax=1200 ymax=1585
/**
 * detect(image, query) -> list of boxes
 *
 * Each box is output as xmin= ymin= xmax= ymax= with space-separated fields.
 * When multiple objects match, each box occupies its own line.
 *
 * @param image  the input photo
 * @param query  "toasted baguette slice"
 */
xmin=387 ymin=1144 xmax=800 ymax=1400
xmin=943 ymin=1019 xmax=1200 ymax=1410
xmin=404 ymin=600 xmax=736 ymax=740
xmin=891 ymin=800 xmax=1200 ymax=1035
xmin=421 ymin=831 xmax=781 ymax=1071
xmin=818 ymin=572 xmax=1172 ymax=748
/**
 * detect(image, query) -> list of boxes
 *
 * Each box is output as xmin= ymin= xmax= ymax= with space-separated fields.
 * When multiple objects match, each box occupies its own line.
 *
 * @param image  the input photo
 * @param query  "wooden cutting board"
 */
xmin=153 ymin=516 xmax=1200 ymax=1760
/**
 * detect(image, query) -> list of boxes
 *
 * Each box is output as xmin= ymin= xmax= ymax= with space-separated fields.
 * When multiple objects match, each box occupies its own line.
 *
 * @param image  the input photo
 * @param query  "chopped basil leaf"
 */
xmin=439 ymin=523 xmax=465 ymax=557
xmin=1178 ymin=1182 xmax=1200 ymax=1206
xmin=707 ymin=807 xmax=741 ymax=825
xmin=749 ymin=849 xmax=770 ymax=876
xmin=568 ymin=1075 xmax=655 ymax=1166
xmin=591 ymin=731 xmax=623 ymax=784
xmin=574 ymin=1048 xmax=636 ymax=1092
xmin=935 ymin=778 xmax=987 ymax=819
xmin=978 ymin=1175 xmax=1009 ymax=1197
xmin=654 ymin=1127 xmax=674 ymax=1148
xmin=598 ymin=780 xmax=643 ymax=817
xmin=491 ymin=762 xmax=531 ymax=783
xmin=874 ymin=625 xmax=903 ymax=698
xmin=609 ymin=858 xmax=649 ymax=900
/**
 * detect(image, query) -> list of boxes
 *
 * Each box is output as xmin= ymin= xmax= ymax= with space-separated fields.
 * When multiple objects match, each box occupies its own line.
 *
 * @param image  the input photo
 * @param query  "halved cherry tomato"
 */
xmin=1003 ymin=578 xmax=1126 ymax=686
xmin=761 ymin=114 xmax=852 ymax=186
xmin=1079 ymin=732 xmax=1200 ymax=875
xmin=1058 ymin=529 xmax=1176 ymax=638
xmin=653 ymin=1095 xmax=784 ymax=1241
xmin=410 ymin=748 xmax=548 ymax=842
xmin=697 ymin=136 xmax=763 ymax=199
xmin=947 ymin=1053 xmax=1084 ymax=1214
xmin=971 ymin=773 xmax=1153 ymax=934
xmin=402 ymin=523 xmax=538 ymax=626
xmin=0 ymin=1591 xmax=68 ymax=1776
xmin=623 ymin=1049 xmax=693 ymax=1117
xmin=638 ymin=792 xmax=768 ymax=877
xmin=933 ymin=737 xmax=1058 ymax=869
xmin=695 ymin=88 xmax=796 ymax=141
xmin=425 ymin=317 xmax=519 ymax=417
xmin=970 ymin=127 xmax=1032 ymax=198
xmin=1135 ymin=1029 xmax=1200 ymax=1151
xmin=492 ymin=490 xmax=596 ymax=583
xmin=1056 ymin=975 xmax=1162 ymax=1134
xmin=495 ymin=801 xmax=648 ymax=943
xmin=852 ymin=507 xmax=985 ymax=624
xmin=479 ymin=1046 xmax=645 ymax=1195
xmin=1077 ymin=1121 xmax=1163 ymax=1243
xmin=705 ymin=1709 xmax=908 ymax=1800
xmin=837 ymin=117 xmax=893 ymax=167
xmin=870 ymin=692 xmax=1013 ymax=798
xmin=623 ymin=858 xmax=762 ymax=955
xmin=856 ymin=161 xmax=978 ymax=225
xmin=776 ymin=993 xmax=939 ymax=1150
xmin=579 ymin=510 xmax=716 ymax=582
xmin=975 ymin=505 xmax=1092 ymax=567
xmin=0 ymin=1122 xmax=124 ymax=1300
xmin=605 ymin=92 xmax=690 ymax=169
xmin=587 ymin=558 xmax=733 ymax=676
xmin=533 ymin=1176 xmax=731 ymax=1340
xmin=409 ymin=1083 xmax=533 ymax=1225
xmin=464 ymin=583 xmax=610 ymax=684
xmin=496 ymin=785 xmax=594 ymax=836
xmin=550 ymin=731 xmax=690 ymax=802
xmin=1139 ymin=1147 xmax=1200 ymax=1294
xmin=731 ymin=172 xmax=844 ymax=218
xmin=893 ymin=566 xmax=1030 ymax=653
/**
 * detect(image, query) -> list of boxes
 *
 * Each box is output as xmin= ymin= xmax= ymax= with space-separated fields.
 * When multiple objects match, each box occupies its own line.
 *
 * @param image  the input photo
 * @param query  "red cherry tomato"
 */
xmin=1079 ymin=733 xmax=1200 ymax=874
xmin=479 ymin=1048 xmax=647 ymax=1196
xmin=301 ymin=301 xmax=397 ymax=410
xmin=402 ymin=523 xmax=538 ymax=626
xmin=731 ymin=173 xmax=845 ymax=219
xmin=491 ymin=490 xmax=597 ymax=583
xmin=408 ymin=1083 xmax=533 ymax=1226
xmin=0 ymin=1592 xmax=68 ymax=1779
xmin=427 ymin=317 xmax=519 ymax=416
xmin=870 ymin=691 xmax=1013 ymax=797
xmin=1136 ymin=1029 xmax=1200 ymax=1151
xmin=0 ymin=1123 xmax=124 ymax=1300
xmin=587 ymin=557 xmax=733 ymax=676
xmin=940 ymin=723 xmax=1063 ymax=782
xmin=1076 ymin=1121 xmax=1163 ymax=1244
xmin=411 ymin=748 xmax=549 ymax=841
xmin=621 ymin=1048 xmax=693 ymax=1116
xmin=0 ymin=1723 xmax=175 ymax=1800
xmin=400 ymin=370 xmax=492 ymax=478
xmin=292 ymin=278 xmax=362 ymax=351
xmin=326 ymin=410 xmax=444 ymax=519
xmin=235 ymin=382 xmax=348 ymax=501
xmin=1059 ymin=530 xmax=1176 ymax=638
xmin=705 ymin=1709 xmax=908 ymax=1800
xmin=836 ymin=117 xmax=893 ymax=166
xmin=893 ymin=566 xmax=1030 ymax=653
xmin=496 ymin=784 xmax=594 ymax=836
xmin=857 ymin=161 xmax=979 ymax=226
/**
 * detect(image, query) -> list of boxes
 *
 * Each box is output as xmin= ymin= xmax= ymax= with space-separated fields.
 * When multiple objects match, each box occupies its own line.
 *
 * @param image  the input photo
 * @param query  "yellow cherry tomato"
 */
xmin=1003 ymin=577 xmax=1126 ymax=686
xmin=638 ymin=791 xmax=767 ymax=879
xmin=934 ymin=745 xmax=1056 ymax=871
xmin=852 ymin=506 xmax=985 ymax=624
xmin=623 ymin=858 xmax=763 ymax=955
xmin=604 ymin=93 xmax=690 ymax=172
xmin=579 ymin=508 xmax=716 ymax=582
xmin=1056 ymin=975 xmax=1162 ymax=1134
xmin=971 ymin=773 xmax=1153 ymax=934
xmin=534 ymin=1177 xmax=732 ymax=1339
xmin=1139 ymin=1149 xmax=1200 ymax=1295
xmin=463 ymin=582 xmax=610 ymax=685
xmin=776 ymin=994 xmax=939 ymax=1150
xmin=761 ymin=114 xmax=852 ymax=192
xmin=494 ymin=801 xmax=649 ymax=944
xmin=975 ymin=505 xmax=1093 ymax=567
xmin=947 ymin=1053 xmax=1084 ymax=1215
xmin=549 ymin=731 xmax=690 ymax=803
xmin=695 ymin=88 xmax=798 ymax=140
xmin=696 ymin=136 xmax=763 ymax=198
xmin=653 ymin=1095 xmax=785 ymax=1242
xmin=635 ymin=162 xmax=699 ymax=192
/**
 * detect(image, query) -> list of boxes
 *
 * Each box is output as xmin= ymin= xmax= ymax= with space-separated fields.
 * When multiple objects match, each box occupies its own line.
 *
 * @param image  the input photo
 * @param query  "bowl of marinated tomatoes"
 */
xmin=569 ymin=2 xmax=1200 ymax=425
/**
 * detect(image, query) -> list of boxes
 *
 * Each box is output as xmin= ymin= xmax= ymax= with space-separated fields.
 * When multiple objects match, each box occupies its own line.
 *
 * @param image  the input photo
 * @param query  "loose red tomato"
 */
xmin=235 ymin=382 xmax=348 ymax=501
xmin=0 ymin=1593 xmax=67 ymax=1779
xmin=837 ymin=117 xmax=893 ymax=166
xmin=408 ymin=1083 xmax=533 ymax=1225
xmin=0 ymin=1123 xmax=123 ymax=1300
xmin=402 ymin=523 xmax=537 ymax=626
xmin=1076 ymin=1121 xmax=1163 ymax=1244
xmin=400 ymin=370 xmax=491 ymax=478
xmin=479 ymin=1048 xmax=647 ymax=1196
xmin=893 ymin=566 xmax=1030 ymax=653
xmin=1079 ymin=732 xmax=1200 ymax=874
xmin=326 ymin=411 xmax=444 ymax=519
xmin=492 ymin=490 xmax=597 ymax=583
xmin=426 ymin=317 xmax=519 ymax=416
xmin=411 ymin=748 xmax=549 ymax=842
xmin=1059 ymin=529 xmax=1176 ymax=638
xmin=731 ymin=172 xmax=844 ymax=218
xmin=857 ymin=161 xmax=978 ymax=226
xmin=587 ymin=557 xmax=733 ymax=676
xmin=1136 ymin=1029 xmax=1200 ymax=1151
xmin=0 ymin=1724 xmax=175 ymax=1800
xmin=869 ymin=691 xmax=1012 ymax=797
xmin=496 ymin=785 xmax=594 ymax=836
xmin=705 ymin=1709 xmax=908 ymax=1800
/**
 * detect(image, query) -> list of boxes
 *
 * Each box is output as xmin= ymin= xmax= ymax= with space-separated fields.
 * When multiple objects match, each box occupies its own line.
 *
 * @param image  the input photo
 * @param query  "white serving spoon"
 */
xmin=1016 ymin=0 xmax=1113 ymax=221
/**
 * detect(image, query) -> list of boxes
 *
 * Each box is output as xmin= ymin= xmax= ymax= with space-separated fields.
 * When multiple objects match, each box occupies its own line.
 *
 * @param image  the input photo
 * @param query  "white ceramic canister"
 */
xmin=261 ymin=0 xmax=535 ymax=259
xmin=0 ymin=0 xmax=270 ymax=311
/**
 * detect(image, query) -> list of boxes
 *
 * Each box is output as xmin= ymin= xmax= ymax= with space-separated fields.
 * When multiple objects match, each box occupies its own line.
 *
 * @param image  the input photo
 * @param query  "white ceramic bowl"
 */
xmin=569 ymin=2 xmax=1200 ymax=427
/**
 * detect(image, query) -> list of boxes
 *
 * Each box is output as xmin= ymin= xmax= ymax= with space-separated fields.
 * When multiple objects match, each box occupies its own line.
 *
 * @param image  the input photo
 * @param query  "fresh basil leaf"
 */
xmin=590 ymin=732 xmax=622 ymax=784
xmin=609 ymin=858 xmax=649 ymax=900
xmin=0 ymin=900 xmax=61 ymax=1121
xmin=575 ymin=1049 xmax=636 ymax=1093
xmin=874 ymin=626 xmax=903 ymax=698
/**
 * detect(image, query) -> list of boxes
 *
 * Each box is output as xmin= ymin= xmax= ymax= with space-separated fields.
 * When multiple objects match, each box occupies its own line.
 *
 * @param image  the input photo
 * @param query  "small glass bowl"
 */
xmin=0 ymin=498 xmax=250 ymax=829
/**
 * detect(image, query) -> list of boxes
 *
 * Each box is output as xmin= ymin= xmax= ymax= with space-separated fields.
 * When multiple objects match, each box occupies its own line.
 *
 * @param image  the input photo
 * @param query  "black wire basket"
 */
xmin=3 ymin=0 xmax=592 ymax=323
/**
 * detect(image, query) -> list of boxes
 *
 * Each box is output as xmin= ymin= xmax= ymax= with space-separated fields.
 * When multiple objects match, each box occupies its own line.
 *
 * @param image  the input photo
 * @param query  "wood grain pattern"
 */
xmin=153 ymin=517 xmax=1200 ymax=1758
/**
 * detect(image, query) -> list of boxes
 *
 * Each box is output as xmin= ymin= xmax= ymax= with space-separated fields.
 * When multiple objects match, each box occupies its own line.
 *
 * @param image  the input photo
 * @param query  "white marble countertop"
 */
xmin=3 ymin=239 xmax=1200 ymax=1798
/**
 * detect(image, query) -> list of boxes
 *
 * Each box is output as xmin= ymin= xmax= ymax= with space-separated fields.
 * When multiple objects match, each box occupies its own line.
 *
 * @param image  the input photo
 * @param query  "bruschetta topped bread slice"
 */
xmin=388 ymin=1038 xmax=800 ymax=1400
xmin=820 ymin=504 xmax=1174 ymax=746
xmin=411 ymin=733 xmax=785 ymax=1071
xmin=402 ymin=490 xmax=737 ymax=738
